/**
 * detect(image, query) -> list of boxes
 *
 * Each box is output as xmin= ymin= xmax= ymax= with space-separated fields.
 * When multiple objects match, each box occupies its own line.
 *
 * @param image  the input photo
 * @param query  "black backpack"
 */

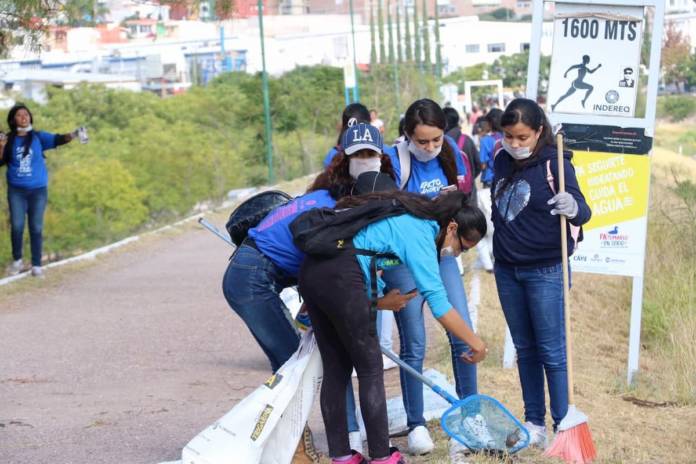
xmin=225 ymin=190 xmax=293 ymax=246
xmin=290 ymin=198 xmax=408 ymax=334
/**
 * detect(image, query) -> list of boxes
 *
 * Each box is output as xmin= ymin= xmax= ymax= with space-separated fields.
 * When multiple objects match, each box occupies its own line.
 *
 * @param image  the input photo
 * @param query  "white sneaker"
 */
xmin=407 ymin=425 xmax=434 ymax=455
xmin=382 ymin=354 xmax=398 ymax=370
xmin=31 ymin=266 xmax=44 ymax=278
xmin=462 ymin=414 xmax=496 ymax=449
xmin=448 ymin=438 xmax=472 ymax=463
xmin=524 ymin=421 xmax=547 ymax=448
xmin=348 ymin=430 xmax=364 ymax=453
xmin=8 ymin=259 xmax=23 ymax=276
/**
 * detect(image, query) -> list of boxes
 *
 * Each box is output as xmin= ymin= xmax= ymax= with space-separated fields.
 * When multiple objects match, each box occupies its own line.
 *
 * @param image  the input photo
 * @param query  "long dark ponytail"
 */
xmin=336 ymin=190 xmax=487 ymax=248
xmin=494 ymin=98 xmax=554 ymax=199
xmin=403 ymin=99 xmax=459 ymax=186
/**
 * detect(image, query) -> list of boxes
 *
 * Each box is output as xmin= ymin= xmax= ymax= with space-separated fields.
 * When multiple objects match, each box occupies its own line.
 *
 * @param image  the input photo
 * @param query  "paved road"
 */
xmin=0 ymin=214 xmax=425 ymax=464
xmin=0 ymin=223 xmax=291 ymax=464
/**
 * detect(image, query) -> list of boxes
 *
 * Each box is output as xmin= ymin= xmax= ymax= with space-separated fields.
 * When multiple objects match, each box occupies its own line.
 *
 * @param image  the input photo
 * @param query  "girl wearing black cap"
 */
xmin=0 ymin=103 xmax=83 ymax=277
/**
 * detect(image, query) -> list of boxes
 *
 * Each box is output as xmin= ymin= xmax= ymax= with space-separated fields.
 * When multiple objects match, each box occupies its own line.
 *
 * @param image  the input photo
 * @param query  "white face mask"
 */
xmin=18 ymin=124 xmax=32 ymax=133
xmin=502 ymin=140 xmax=533 ymax=160
xmin=349 ymin=157 xmax=382 ymax=180
xmin=408 ymin=141 xmax=441 ymax=163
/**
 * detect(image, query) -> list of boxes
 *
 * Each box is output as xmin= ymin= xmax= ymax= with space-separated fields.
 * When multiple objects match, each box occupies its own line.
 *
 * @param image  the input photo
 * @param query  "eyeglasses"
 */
xmin=458 ymin=235 xmax=471 ymax=252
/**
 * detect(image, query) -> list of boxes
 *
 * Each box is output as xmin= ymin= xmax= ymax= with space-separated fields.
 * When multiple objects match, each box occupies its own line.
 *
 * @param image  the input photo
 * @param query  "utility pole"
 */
xmin=257 ymin=0 xmax=274 ymax=183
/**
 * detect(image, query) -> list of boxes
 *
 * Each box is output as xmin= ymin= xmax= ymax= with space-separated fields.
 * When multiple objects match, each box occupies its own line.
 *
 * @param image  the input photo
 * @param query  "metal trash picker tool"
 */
xmin=381 ymin=347 xmax=530 ymax=455
xmin=198 ymin=217 xmax=235 ymax=247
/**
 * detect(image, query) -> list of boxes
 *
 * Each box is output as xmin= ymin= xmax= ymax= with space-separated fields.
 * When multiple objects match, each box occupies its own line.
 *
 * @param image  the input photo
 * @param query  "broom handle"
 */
xmin=556 ymin=134 xmax=575 ymax=405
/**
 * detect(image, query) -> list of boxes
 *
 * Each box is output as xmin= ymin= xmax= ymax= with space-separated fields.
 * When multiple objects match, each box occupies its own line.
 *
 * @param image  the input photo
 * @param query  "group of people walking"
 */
xmin=221 ymin=97 xmax=591 ymax=463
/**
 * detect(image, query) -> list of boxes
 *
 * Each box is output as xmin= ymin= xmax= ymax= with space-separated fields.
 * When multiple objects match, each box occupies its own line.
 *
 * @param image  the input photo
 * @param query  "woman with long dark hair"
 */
xmin=222 ymin=123 xmax=398 ymax=457
xmin=0 ymin=103 xmax=82 ymax=277
xmin=492 ymin=98 xmax=591 ymax=448
xmin=383 ymin=98 xmax=477 ymax=455
xmin=299 ymin=190 xmax=488 ymax=464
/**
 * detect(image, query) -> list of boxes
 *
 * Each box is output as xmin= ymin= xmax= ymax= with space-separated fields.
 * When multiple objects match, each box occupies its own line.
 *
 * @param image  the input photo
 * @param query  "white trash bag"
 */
xmin=182 ymin=329 xmax=322 ymax=464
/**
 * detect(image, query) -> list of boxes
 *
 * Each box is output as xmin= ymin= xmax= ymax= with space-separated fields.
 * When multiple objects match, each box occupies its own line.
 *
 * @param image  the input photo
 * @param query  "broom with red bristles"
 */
xmin=544 ymin=133 xmax=597 ymax=464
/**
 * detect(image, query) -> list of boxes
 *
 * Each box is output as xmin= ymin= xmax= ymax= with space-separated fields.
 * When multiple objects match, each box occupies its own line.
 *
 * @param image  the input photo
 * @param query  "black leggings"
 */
xmin=299 ymin=252 xmax=389 ymax=459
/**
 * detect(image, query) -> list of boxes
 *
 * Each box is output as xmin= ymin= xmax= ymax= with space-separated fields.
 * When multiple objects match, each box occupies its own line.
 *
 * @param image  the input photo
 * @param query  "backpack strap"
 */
xmin=396 ymin=140 xmax=411 ymax=190
xmin=353 ymin=247 xmax=398 ymax=336
xmin=546 ymin=159 xmax=581 ymax=252
xmin=456 ymin=133 xmax=467 ymax=150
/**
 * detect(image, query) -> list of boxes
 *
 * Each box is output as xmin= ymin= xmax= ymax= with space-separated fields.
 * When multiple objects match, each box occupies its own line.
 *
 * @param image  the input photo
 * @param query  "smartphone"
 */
xmin=439 ymin=184 xmax=458 ymax=194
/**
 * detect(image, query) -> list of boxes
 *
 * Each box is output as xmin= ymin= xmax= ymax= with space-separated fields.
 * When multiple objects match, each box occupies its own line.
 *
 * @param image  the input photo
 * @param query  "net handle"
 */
xmin=199 ymin=217 xmax=236 ymax=248
xmin=382 ymin=347 xmax=459 ymax=404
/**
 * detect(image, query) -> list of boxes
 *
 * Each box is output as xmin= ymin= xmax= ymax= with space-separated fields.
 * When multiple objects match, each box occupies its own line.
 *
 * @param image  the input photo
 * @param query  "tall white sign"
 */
xmin=547 ymin=4 xmax=643 ymax=117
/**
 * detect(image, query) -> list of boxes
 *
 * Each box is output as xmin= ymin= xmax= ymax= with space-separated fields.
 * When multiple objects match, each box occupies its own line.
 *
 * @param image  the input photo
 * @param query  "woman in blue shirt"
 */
xmin=383 ymin=98 xmax=477 ymax=455
xmin=0 ymin=103 xmax=79 ymax=277
xmin=298 ymin=190 xmax=488 ymax=464
xmin=222 ymin=124 xmax=400 ymax=457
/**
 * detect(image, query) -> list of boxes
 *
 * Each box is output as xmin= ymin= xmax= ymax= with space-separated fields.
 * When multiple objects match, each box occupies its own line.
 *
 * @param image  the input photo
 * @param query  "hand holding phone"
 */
xmin=439 ymin=184 xmax=458 ymax=195
xmin=378 ymin=288 xmax=418 ymax=312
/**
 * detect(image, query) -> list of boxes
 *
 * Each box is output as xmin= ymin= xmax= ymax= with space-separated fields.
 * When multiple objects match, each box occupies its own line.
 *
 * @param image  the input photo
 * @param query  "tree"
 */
xmin=378 ymin=0 xmax=386 ymax=64
xmin=662 ymin=23 xmax=691 ymax=92
xmin=403 ymin=1 xmax=412 ymax=62
xmin=413 ymin=0 xmax=421 ymax=67
xmin=387 ymin=0 xmax=395 ymax=64
xmin=434 ymin=0 xmax=442 ymax=78
xmin=159 ymin=0 xmax=237 ymax=20
xmin=0 ymin=1 xmax=60 ymax=57
xmin=421 ymin=0 xmax=431 ymax=71
xmin=395 ymin=1 xmax=403 ymax=63
xmin=60 ymin=0 xmax=109 ymax=26
xmin=0 ymin=1 xmax=112 ymax=56
xmin=480 ymin=7 xmax=514 ymax=21
xmin=370 ymin=5 xmax=378 ymax=66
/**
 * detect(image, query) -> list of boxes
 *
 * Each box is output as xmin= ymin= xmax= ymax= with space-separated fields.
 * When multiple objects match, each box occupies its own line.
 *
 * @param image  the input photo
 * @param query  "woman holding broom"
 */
xmin=490 ymin=98 xmax=591 ymax=448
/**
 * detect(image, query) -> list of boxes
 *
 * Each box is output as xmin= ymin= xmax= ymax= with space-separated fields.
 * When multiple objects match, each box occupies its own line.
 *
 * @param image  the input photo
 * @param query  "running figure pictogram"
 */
xmin=551 ymin=55 xmax=602 ymax=111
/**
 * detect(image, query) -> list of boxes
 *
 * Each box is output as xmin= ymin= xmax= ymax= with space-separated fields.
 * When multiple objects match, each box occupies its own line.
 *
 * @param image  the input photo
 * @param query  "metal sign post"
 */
xmin=526 ymin=0 xmax=666 ymax=385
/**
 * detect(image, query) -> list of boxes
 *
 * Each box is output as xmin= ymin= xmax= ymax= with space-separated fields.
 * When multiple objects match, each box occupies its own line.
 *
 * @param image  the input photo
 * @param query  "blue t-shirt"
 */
xmin=479 ymin=132 xmax=502 ymax=185
xmin=352 ymin=214 xmax=452 ymax=318
xmin=389 ymin=135 xmax=467 ymax=198
xmin=6 ymin=131 xmax=58 ymax=189
xmin=322 ymin=145 xmax=397 ymax=169
xmin=249 ymin=189 xmax=336 ymax=277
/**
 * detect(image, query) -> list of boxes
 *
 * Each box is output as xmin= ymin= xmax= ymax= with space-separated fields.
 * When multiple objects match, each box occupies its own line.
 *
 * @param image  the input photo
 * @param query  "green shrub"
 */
xmin=657 ymin=95 xmax=696 ymax=121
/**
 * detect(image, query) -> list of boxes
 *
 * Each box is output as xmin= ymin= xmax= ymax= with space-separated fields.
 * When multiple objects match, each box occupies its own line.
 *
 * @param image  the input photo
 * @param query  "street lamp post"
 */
xmin=257 ymin=0 xmax=274 ymax=183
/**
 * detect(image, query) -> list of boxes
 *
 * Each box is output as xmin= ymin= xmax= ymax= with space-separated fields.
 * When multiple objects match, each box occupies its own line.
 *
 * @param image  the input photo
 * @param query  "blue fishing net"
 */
xmin=441 ymin=394 xmax=530 ymax=454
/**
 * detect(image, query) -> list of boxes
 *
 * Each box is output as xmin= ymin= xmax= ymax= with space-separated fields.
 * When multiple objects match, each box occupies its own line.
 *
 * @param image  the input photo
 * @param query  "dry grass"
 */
xmin=402 ymin=143 xmax=696 ymax=463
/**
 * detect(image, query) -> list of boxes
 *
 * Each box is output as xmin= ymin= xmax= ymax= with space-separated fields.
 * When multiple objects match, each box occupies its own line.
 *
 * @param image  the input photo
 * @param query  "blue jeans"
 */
xmin=7 ymin=185 xmax=48 ymax=267
xmin=382 ymin=256 xmax=477 ymax=429
xmin=222 ymin=244 xmax=360 ymax=432
xmin=494 ymin=262 xmax=569 ymax=428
